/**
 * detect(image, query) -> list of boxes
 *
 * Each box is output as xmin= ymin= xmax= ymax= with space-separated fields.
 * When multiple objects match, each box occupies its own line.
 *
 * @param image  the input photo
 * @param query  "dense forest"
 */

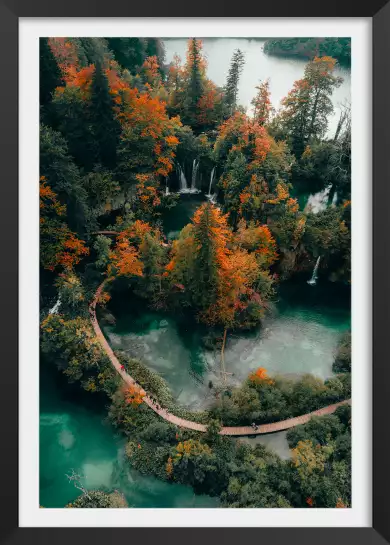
xmin=40 ymin=37 xmax=351 ymax=509
xmin=264 ymin=38 xmax=351 ymax=66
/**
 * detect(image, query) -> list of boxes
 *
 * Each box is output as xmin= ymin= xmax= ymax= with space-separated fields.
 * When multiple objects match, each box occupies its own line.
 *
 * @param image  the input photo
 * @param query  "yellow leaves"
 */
xmin=287 ymin=197 xmax=299 ymax=214
xmin=166 ymin=456 xmax=173 ymax=477
xmin=293 ymin=216 xmax=306 ymax=242
xmin=174 ymin=439 xmax=212 ymax=458
xmin=142 ymin=55 xmax=161 ymax=85
xmin=266 ymin=182 xmax=290 ymax=205
xmin=292 ymin=440 xmax=328 ymax=479
xmin=235 ymin=220 xmax=278 ymax=267
xmin=84 ymin=379 xmax=97 ymax=392
xmin=313 ymin=55 xmax=337 ymax=71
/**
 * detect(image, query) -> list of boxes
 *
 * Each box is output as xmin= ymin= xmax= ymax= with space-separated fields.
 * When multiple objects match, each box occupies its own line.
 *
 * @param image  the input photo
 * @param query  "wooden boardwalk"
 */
xmin=90 ymin=281 xmax=351 ymax=436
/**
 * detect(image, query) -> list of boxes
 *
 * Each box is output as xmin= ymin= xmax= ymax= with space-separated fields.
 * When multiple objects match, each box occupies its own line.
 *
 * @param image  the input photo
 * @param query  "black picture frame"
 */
xmin=0 ymin=2 xmax=387 ymax=544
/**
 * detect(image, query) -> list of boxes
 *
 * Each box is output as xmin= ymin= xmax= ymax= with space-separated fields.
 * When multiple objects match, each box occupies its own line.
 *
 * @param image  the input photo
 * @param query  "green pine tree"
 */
xmin=39 ymin=38 xmax=63 ymax=107
xmin=90 ymin=61 xmax=120 ymax=169
xmin=224 ymin=49 xmax=245 ymax=116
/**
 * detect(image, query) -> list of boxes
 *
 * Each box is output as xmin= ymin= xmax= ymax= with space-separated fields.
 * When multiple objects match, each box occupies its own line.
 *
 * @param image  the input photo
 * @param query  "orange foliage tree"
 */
xmin=40 ymin=177 xmax=89 ymax=272
xmin=165 ymin=202 xmax=273 ymax=328
xmin=124 ymin=384 xmax=145 ymax=406
xmin=251 ymin=79 xmax=273 ymax=125
xmin=248 ymin=367 xmax=274 ymax=386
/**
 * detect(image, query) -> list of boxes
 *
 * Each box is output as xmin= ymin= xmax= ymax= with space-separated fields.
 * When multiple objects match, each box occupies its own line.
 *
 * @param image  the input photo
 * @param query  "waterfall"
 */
xmin=191 ymin=159 xmax=199 ymax=191
xmin=307 ymin=256 xmax=321 ymax=286
xmin=177 ymin=164 xmax=188 ymax=192
xmin=207 ymin=167 xmax=216 ymax=197
xmin=331 ymin=191 xmax=338 ymax=207
xmin=165 ymin=178 xmax=169 ymax=196
xmin=305 ymin=185 xmax=332 ymax=214
xmin=49 ymin=296 xmax=61 ymax=315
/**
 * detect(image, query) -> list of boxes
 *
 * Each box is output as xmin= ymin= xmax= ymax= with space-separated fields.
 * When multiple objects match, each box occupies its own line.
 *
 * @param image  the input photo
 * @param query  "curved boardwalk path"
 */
xmin=90 ymin=281 xmax=351 ymax=436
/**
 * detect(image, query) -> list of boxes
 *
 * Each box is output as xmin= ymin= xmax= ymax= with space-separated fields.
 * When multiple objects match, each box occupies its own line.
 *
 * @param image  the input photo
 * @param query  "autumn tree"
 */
xmin=40 ymin=178 xmax=89 ymax=272
xmin=165 ymin=203 xmax=274 ymax=329
xmin=224 ymin=49 xmax=245 ymax=116
xmin=251 ymin=79 xmax=273 ymax=125
xmin=144 ymin=38 xmax=166 ymax=72
xmin=108 ymin=232 xmax=143 ymax=279
xmin=235 ymin=220 xmax=277 ymax=268
xmin=276 ymin=56 xmax=343 ymax=156
xmin=116 ymin=84 xmax=180 ymax=184
xmin=141 ymin=55 xmax=162 ymax=87
xmin=214 ymin=112 xmax=278 ymax=226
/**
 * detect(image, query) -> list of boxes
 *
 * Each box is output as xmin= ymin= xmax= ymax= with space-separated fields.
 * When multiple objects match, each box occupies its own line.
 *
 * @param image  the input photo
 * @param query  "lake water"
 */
xmin=103 ymin=275 xmax=350 ymax=412
xmin=40 ymin=358 xmax=219 ymax=508
xmin=40 ymin=39 xmax=351 ymax=507
xmin=163 ymin=38 xmax=351 ymax=137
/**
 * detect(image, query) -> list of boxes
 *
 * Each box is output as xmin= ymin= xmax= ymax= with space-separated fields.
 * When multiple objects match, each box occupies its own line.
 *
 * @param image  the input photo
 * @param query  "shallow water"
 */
xmin=39 ymin=360 xmax=219 ymax=508
xmin=103 ymin=276 xmax=350 ymax=411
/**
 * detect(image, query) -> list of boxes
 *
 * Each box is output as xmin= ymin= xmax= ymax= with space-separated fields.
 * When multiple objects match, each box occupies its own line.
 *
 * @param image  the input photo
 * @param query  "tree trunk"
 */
xmin=220 ymin=327 xmax=228 ymax=385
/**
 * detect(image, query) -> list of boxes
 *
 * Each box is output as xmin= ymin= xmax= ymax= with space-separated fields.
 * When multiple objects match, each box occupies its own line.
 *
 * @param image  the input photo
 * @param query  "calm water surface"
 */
xmin=163 ymin=38 xmax=351 ymax=137
xmin=40 ymin=359 xmax=219 ymax=508
xmin=103 ymin=276 xmax=350 ymax=411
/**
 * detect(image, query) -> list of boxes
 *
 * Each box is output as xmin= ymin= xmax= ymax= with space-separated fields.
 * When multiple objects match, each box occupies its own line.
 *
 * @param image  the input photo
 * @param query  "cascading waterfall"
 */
xmin=165 ymin=178 xmax=169 ymax=196
xmin=207 ymin=167 xmax=216 ymax=197
xmin=331 ymin=191 xmax=338 ymax=207
xmin=49 ymin=296 xmax=61 ymax=315
xmin=307 ymin=256 xmax=321 ymax=286
xmin=177 ymin=164 xmax=188 ymax=192
xmin=191 ymin=159 xmax=199 ymax=191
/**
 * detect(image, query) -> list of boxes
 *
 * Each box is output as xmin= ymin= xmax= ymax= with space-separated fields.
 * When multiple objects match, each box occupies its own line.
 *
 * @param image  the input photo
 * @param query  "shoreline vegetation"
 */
xmin=40 ymin=36 xmax=351 ymax=509
xmin=263 ymin=38 xmax=351 ymax=67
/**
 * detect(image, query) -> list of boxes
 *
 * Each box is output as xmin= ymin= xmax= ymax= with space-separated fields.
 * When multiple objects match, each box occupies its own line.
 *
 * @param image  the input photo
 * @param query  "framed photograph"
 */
xmin=1 ymin=1 xmax=388 ymax=544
